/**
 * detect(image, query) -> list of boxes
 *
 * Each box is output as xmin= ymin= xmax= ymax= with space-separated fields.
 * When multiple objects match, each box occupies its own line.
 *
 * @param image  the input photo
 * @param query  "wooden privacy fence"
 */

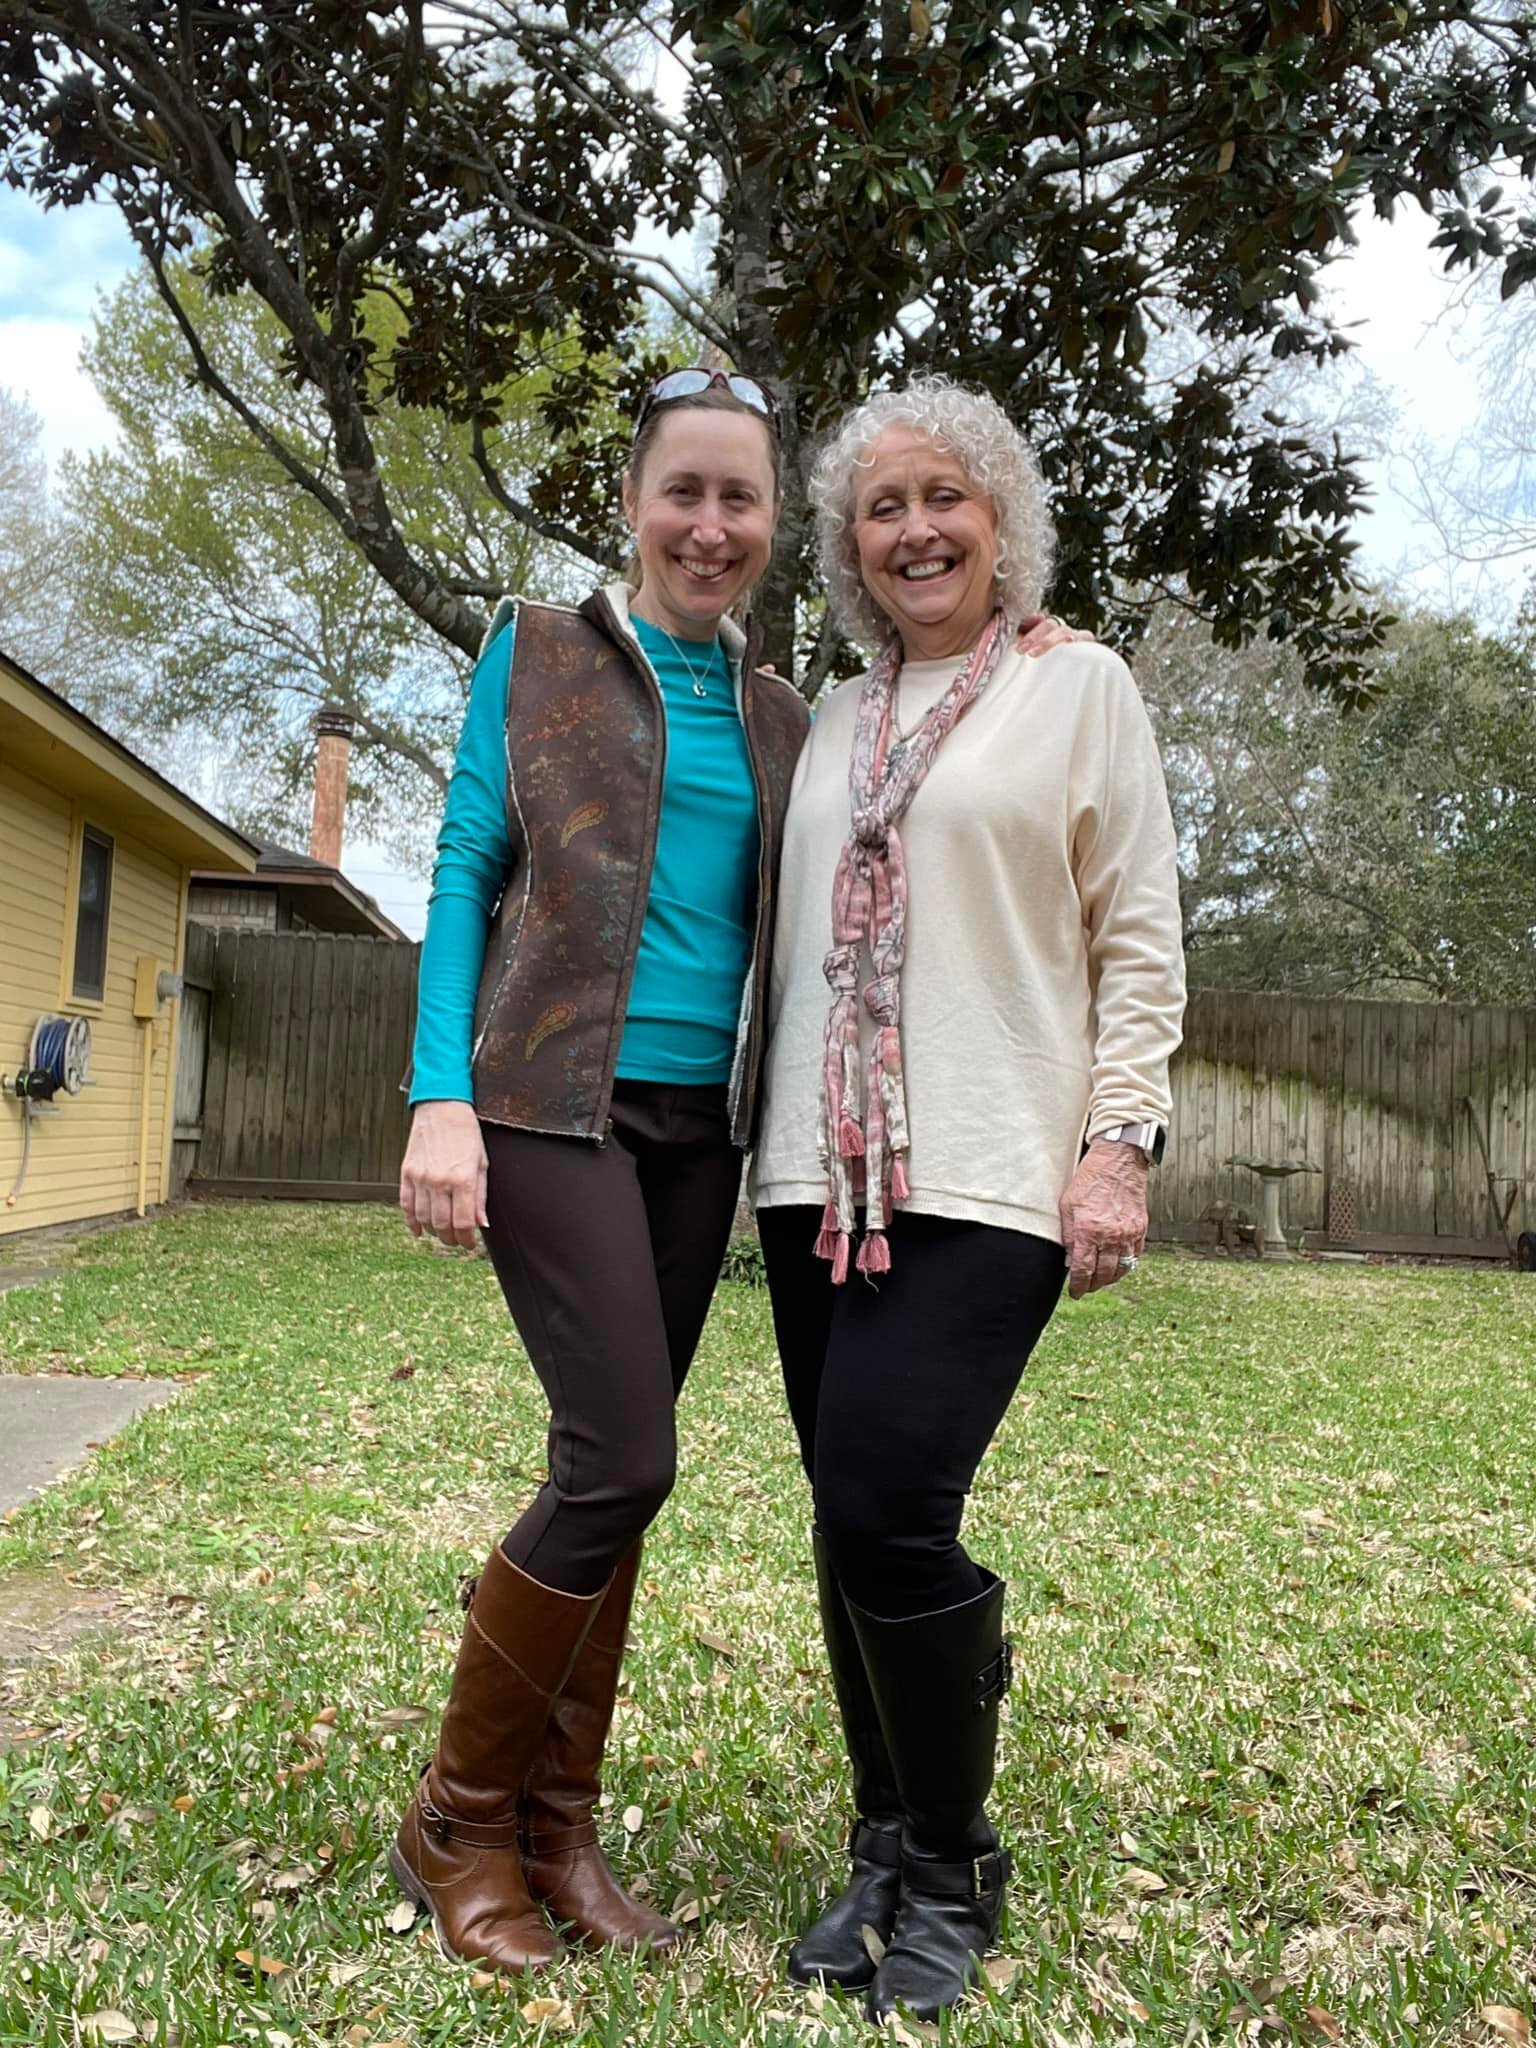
xmin=1149 ymin=988 xmax=1534 ymax=1256
xmin=176 ymin=924 xmax=417 ymax=1200
xmin=171 ymin=930 xmax=1535 ymax=1253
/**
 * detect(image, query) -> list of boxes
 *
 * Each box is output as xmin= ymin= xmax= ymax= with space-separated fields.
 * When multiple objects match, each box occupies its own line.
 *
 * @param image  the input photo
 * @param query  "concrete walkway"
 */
xmin=0 ymin=1375 xmax=177 ymax=1516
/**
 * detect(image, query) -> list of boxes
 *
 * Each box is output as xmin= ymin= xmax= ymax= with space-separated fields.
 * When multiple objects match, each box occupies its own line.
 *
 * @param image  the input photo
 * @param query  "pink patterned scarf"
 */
xmin=814 ymin=606 xmax=1017 ymax=1281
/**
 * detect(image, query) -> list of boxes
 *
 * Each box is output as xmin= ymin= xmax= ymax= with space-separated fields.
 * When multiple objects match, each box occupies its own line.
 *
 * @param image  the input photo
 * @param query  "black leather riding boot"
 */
xmin=847 ymin=1568 xmax=1014 ymax=2023
xmin=786 ymin=1530 xmax=904 ymax=1990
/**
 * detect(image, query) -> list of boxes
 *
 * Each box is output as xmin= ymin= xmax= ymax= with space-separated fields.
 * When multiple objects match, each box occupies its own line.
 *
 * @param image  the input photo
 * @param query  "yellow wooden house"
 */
xmin=0 ymin=648 xmax=257 ymax=1239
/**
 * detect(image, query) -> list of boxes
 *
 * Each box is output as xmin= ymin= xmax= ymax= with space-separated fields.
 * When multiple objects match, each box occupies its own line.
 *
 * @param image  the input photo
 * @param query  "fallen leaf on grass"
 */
xmin=668 ymin=1883 xmax=723 ymax=1926
xmin=622 ymin=1804 xmax=644 ymax=1834
xmin=1119 ymin=1865 xmax=1168 ymax=1895
xmin=1303 ymin=2008 xmax=1343 ymax=2042
xmin=171 ymin=1794 xmax=196 ymax=1812
xmin=371 ymin=1704 xmax=429 ymax=1731
xmin=327 ymin=1961 xmax=368 ymax=1988
xmin=695 ymin=1630 xmax=738 ymax=1659
xmin=1245 ymin=1976 xmax=1289 ymax=2006
xmin=234 ymin=1950 xmax=293 ymax=1979
xmin=983 ymin=1956 xmax=1021 ymax=1990
xmin=1092 ymin=1915 xmax=1142 ymax=1942
xmin=28 ymin=1805 xmax=53 ymax=1841
xmin=80 ymin=2016 xmax=138 ymax=2044
xmin=385 ymin=1898 xmax=419 ymax=1934
xmin=1480 ymin=2010 xmax=1531 ymax=2046
xmin=519 ymin=1996 xmax=574 ymax=2030
xmin=881 ymin=2017 xmax=939 ymax=2045
xmin=469 ymin=1970 xmax=496 ymax=1990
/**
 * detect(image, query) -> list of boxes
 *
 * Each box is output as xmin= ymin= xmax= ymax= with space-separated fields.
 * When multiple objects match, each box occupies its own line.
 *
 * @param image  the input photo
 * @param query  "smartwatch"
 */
xmin=1095 ymin=1120 xmax=1165 ymax=1165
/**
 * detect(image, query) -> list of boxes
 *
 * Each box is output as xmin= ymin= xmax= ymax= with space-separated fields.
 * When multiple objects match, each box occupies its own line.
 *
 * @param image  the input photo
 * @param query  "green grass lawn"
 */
xmin=0 ymin=1205 xmax=1534 ymax=2048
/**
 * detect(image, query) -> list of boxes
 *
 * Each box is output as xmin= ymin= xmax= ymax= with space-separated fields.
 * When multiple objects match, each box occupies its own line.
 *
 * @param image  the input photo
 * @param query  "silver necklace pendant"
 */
xmin=657 ymin=621 xmax=716 ymax=699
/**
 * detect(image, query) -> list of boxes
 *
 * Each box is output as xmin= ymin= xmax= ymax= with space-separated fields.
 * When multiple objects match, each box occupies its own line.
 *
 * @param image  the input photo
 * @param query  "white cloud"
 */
xmin=1327 ymin=205 xmax=1485 ymax=439
xmin=0 ymin=315 xmax=120 ymax=473
xmin=0 ymin=189 xmax=134 ymax=477
xmin=1320 ymin=202 xmax=1531 ymax=612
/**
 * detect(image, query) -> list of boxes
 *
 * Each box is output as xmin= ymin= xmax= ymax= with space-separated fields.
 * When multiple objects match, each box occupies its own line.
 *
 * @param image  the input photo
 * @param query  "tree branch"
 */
xmin=332 ymin=0 xmax=424 ymax=326
xmin=470 ymin=417 xmax=622 ymax=573
xmin=127 ymin=220 xmax=357 ymax=536
xmin=444 ymin=128 xmax=735 ymax=352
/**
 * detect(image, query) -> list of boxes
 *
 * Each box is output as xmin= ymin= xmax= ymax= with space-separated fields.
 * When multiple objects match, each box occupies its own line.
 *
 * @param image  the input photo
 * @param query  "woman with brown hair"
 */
xmin=392 ymin=368 xmax=808 ymax=1971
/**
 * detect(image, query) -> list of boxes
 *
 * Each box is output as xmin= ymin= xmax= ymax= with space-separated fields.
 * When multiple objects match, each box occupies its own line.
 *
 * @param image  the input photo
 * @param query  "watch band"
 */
xmin=1096 ymin=1120 xmax=1165 ymax=1165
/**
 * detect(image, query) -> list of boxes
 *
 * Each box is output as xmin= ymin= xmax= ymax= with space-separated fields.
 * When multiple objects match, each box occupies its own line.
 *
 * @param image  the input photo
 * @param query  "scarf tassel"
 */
xmin=856 ymin=1228 xmax=891 ymax=1276
xmin=837 ymin=1114 xmax=866 ymax=1160
xmin=891 ymin=1153 xmax=910 ymax=1202
xmin=813 ymin=1200 xmax=841 ymax=1262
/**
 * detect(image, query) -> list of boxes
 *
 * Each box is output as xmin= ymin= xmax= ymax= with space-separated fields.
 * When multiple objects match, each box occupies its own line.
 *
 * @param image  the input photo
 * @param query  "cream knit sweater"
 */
xmin=750 ymin=640 xmax=1187 ymax=1244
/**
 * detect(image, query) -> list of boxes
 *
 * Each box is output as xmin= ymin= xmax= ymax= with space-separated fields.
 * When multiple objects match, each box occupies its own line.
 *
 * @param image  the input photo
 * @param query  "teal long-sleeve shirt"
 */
xmin=408 ymin=610 xmax=760 ymax=1105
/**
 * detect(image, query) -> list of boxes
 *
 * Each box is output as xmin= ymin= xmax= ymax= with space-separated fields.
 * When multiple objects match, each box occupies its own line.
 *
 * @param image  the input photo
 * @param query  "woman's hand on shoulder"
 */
xmin=1016 ymin=613 xmax=1095 ymax=657
xmin=400 ymin=1099 xmax=489 ymax=1250
xmin=1059 ymin=1138 xmax=1148 ymax=1298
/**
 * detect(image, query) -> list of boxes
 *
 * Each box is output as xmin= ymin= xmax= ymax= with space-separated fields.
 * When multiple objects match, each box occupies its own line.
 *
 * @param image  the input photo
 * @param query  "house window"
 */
xmin=72 ymin=825 xmax=113 ymax=1002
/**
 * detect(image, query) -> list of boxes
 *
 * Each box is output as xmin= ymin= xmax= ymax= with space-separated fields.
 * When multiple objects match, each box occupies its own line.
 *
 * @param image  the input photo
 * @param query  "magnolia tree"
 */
xmin=3 ymin=2 xmax=1535 ymax=688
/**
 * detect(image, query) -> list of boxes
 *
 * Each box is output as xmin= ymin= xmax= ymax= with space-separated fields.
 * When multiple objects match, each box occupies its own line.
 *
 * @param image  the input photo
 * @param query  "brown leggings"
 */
xmin=479 ymin=1079 xmax=742 ymax=1595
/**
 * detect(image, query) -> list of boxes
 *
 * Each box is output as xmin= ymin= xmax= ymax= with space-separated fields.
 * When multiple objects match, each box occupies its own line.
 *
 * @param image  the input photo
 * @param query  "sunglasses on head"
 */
xmin=634 ymin=368 xmax=781 ymax=437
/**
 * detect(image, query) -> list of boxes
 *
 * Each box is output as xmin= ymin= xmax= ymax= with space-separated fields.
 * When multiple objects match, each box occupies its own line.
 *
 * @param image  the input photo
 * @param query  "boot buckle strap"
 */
xmin=973 ymin=1636 xmax=1014 ymax=1711
xmin=522 ymin=1819 xmax=598 ymax=1855
xmin=904 ymin=1847 xmax=1011 ymax=1900
xmin=849 ymin=1817 xmax=902 ymax=1868
xmin=418 ymin=1792 xmax=521 ymax=1850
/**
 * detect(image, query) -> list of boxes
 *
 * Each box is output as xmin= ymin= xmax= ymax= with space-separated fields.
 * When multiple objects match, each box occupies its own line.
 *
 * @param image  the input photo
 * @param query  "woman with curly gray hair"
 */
xmin=751 ymin=378 xmax=1186 ymax=2023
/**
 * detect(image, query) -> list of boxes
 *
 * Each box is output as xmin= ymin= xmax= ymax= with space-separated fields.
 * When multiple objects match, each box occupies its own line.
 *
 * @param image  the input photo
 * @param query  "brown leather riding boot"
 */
xmin=390 ymin=1545 xmax=606 ymax=1971
xmin=519 ymin=1540 xmax=681 ymax=1953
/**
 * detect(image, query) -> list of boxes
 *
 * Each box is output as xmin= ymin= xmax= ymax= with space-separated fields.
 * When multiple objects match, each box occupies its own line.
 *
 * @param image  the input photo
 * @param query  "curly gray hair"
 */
xmin=809 ymin=376 xmax=1056 ymax=651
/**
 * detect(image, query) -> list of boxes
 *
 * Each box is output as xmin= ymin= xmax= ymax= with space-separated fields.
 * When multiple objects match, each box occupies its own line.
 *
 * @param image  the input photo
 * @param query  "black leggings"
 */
xmin=479 ymin=1080 xmax=742 ymax=1596
xmin=758 ymin=1206 xmax=1065 ymax=1618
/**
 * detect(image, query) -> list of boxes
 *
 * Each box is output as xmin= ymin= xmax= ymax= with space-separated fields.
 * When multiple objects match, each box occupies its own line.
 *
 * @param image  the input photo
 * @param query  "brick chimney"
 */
xmin=310 ymin=706 xmax=355 ymax=869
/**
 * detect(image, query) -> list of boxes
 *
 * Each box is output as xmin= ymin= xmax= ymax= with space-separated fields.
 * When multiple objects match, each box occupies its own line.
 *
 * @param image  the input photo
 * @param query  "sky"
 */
xmin=1 ymin=176 xmax=1531 ymax=939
